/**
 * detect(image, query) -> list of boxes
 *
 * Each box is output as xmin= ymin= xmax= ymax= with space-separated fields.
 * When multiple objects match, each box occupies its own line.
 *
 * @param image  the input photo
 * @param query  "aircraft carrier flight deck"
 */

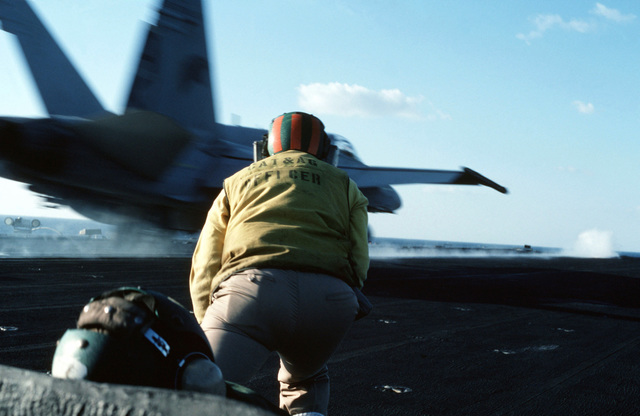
xmin=2 ymin=254 xmax=640 ymax=415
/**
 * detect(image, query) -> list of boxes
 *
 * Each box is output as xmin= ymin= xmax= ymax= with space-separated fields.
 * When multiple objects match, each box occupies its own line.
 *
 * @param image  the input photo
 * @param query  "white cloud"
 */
xmin=297 ymin=82 xmax=439 ymax=119
xmin=591 ymin=3 xmax=636 ymax=22
xmin=572 ymin=100 xmax=595 ymax=114
xmin=517 ymin=4 xmax=635 ymax=43
xmin=566 ymin=18 xmax=593 ymax=33
xmin=517 ymin=14 xmax=594 ymax=43
xmin=425 ymin=102 xmax=453 ymax=121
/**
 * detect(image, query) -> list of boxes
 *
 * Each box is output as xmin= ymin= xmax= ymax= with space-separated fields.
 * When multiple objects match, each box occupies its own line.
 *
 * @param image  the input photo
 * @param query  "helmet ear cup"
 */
xmin=261 ymin=133 xmax=270 ymax=159
xmin=52 ymin=287 xmax=215 ymax=390
xmin=52 ymin=329 xmax=120 ymax=381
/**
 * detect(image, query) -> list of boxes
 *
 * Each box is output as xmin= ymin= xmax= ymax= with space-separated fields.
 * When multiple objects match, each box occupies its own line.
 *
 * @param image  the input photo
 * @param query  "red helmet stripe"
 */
xmin=271 ymin=115 xmax=283 ymax=154
xmin=290 ymin=113 xmax=302 ymax=150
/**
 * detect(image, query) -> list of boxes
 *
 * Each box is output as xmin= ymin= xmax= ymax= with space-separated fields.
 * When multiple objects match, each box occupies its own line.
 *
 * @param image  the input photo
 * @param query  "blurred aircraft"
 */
xmin=0 ymin=0 xmax=507 ymax=232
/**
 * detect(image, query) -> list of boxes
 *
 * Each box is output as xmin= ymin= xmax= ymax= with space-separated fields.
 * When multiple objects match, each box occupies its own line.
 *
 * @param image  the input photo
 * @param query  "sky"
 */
xmin=0 ymin=0 xmax=639 ymax=253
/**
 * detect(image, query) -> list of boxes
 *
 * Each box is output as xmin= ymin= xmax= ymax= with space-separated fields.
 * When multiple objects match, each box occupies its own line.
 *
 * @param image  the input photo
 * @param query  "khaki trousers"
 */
xmin=201 ymin=269 xmax=358 ymax=415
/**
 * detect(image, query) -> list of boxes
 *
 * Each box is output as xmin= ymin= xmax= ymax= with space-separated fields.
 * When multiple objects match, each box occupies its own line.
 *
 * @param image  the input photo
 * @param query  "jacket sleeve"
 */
xmin=189 ymin=188 xmax=230 ymax=323
xmin=348 ymin=178 xmax=369 ymax=288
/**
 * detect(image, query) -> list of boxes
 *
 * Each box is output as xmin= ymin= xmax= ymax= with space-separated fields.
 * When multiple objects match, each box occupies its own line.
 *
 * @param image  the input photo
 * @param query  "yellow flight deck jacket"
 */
xmin=190 ymin=150 xmax=369 ymax=323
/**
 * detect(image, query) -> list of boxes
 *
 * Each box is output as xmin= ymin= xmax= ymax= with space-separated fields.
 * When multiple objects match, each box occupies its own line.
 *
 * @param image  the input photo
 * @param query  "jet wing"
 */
xmin=341 ymin=166 xmax=508 ymax=194
xmin=0 ymin=0 xmax=105 ymax=117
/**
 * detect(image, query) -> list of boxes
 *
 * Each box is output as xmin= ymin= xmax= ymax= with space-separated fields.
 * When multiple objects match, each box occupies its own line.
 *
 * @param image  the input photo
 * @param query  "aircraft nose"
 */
xmin=362 ymin=185 xmax=402 ymax=213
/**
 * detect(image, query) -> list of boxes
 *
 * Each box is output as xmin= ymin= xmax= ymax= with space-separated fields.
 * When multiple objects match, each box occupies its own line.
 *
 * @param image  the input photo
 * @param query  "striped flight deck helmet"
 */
xmin=51 ymin=287 xmax=223 ymax=392
xmin=265 ymin=112 xmax=331 ymax=160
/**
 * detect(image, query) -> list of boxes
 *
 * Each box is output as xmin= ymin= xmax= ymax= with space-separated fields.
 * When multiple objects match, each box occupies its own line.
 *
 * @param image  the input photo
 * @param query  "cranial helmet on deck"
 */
xmin=266 ymin=112 xmax=330 ymax=160
xmin=51 ymin=287 xmax=224 ymax=393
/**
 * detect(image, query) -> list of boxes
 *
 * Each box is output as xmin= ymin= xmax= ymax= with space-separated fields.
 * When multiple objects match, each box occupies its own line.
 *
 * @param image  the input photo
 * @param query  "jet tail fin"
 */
xmin=126 ymin=0 xmax=215 ymax=132
xmin=0 ymin=0 xmax=105 ymax=117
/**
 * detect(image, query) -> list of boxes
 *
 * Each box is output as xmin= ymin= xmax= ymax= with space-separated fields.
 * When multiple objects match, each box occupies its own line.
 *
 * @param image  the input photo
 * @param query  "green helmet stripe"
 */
xmin=279 ymin=113 xmax=292 ymax=151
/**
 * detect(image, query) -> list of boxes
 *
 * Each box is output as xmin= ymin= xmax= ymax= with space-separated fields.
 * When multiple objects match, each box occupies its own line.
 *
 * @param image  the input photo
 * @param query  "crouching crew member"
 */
xmin=190 ymin=111 xmax=369 ymax=416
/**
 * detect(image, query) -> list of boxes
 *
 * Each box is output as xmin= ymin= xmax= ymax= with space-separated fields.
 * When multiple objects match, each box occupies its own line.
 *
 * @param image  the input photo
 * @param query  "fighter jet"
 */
xmin=0 ymin=0 xmax=507 ymax=232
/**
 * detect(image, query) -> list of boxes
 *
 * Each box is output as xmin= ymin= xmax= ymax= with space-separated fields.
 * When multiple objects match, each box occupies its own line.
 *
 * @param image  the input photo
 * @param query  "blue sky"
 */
xmin=0 ymin=1 xmax=639 ymax=253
